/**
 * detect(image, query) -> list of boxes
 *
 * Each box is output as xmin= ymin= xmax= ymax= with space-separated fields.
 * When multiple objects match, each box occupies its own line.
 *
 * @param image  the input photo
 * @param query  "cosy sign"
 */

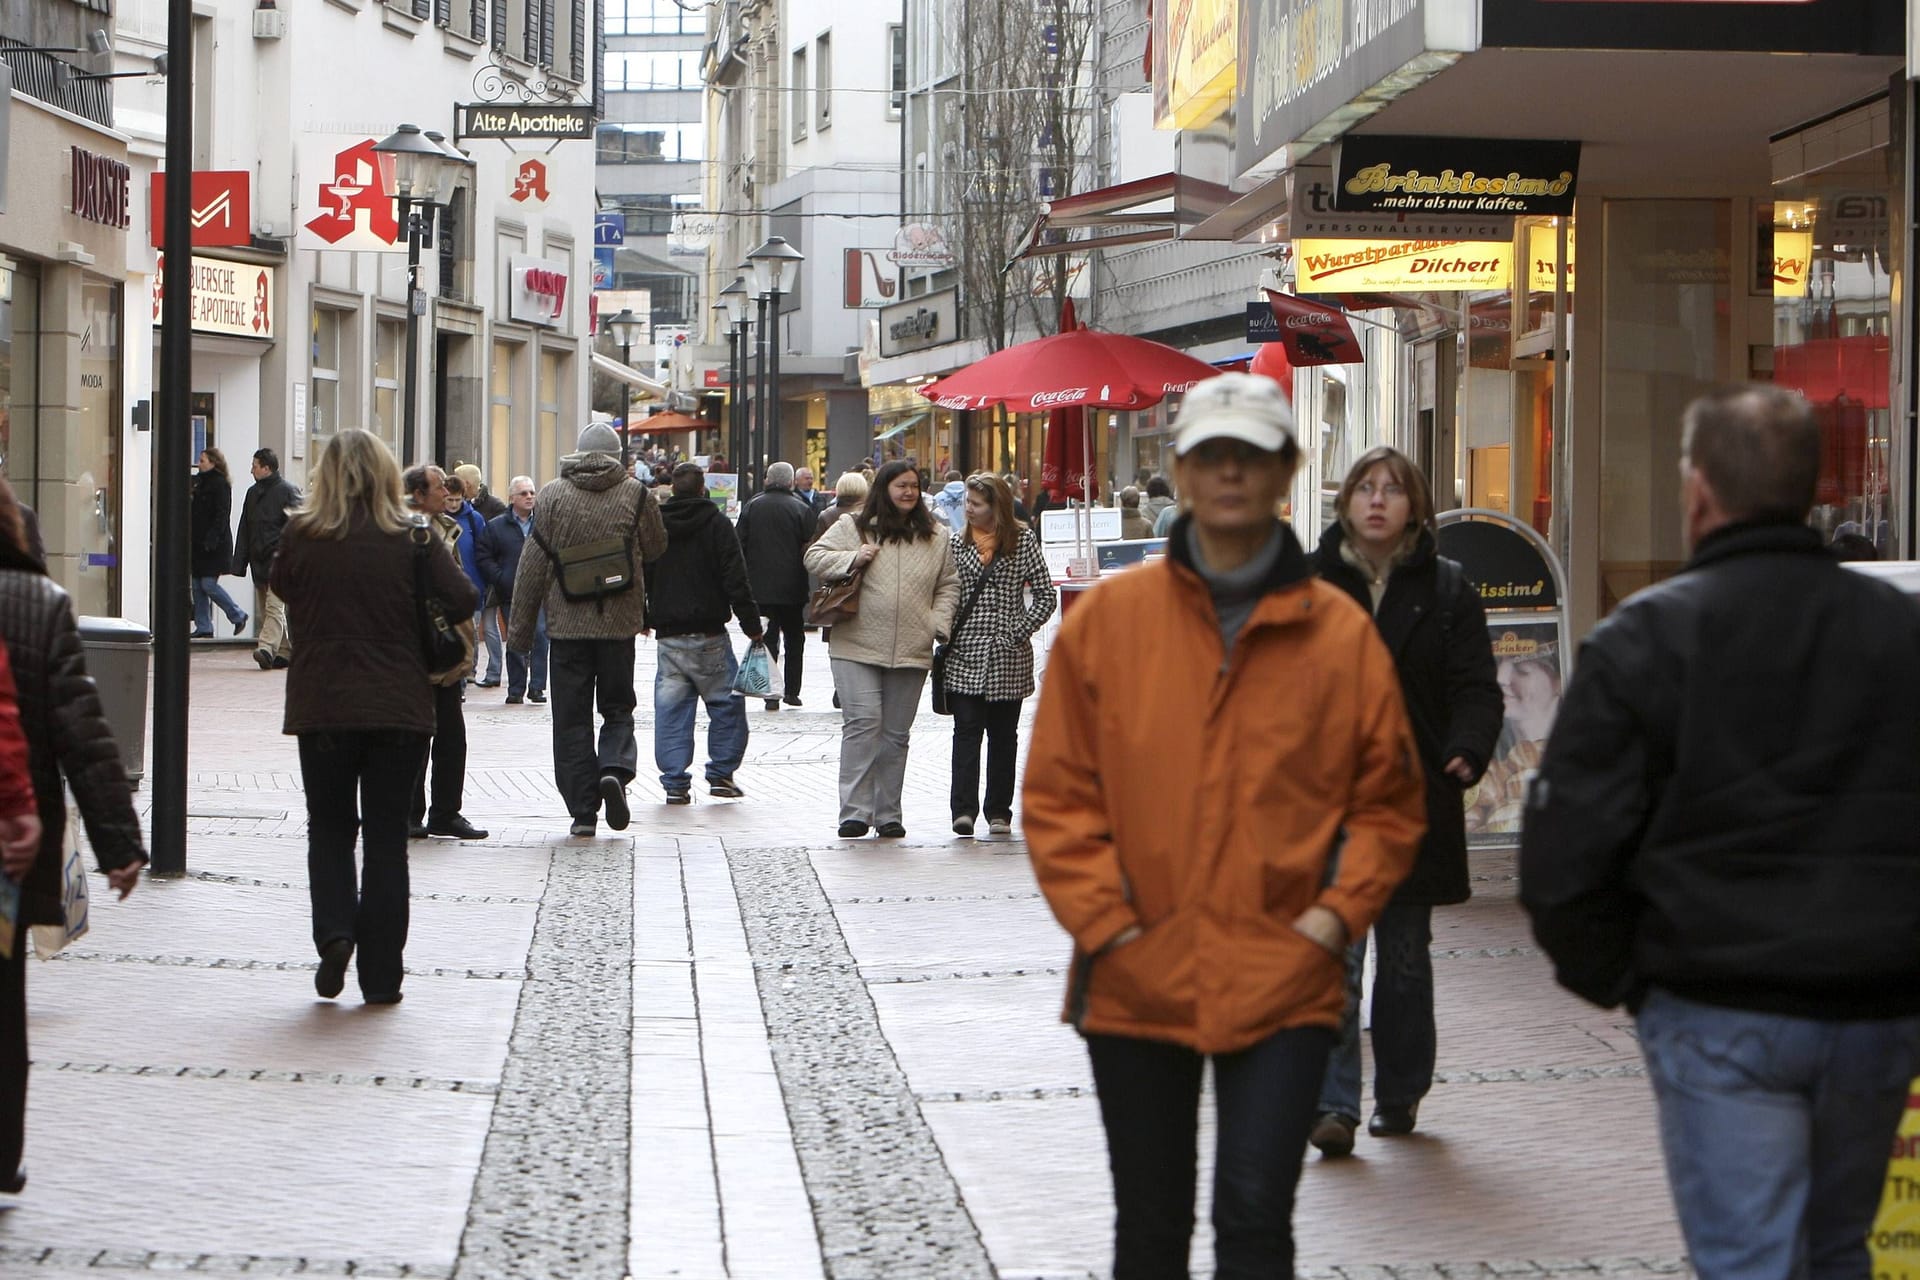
xmin=508 ymin=254 xmax=570 ymax=324
xmin=459 ymin=104 xmax=596 ymax=141
xmin=1295 ymin=238 xmax=1513 ymax=293
xmin=152 ymin=253 xmax=275 ymax=339
xmin=878 ymin=289 xmax=957 ymax=357
xmin=150 ymin=170 xmax=252 ymax=248
xmin=71 ymin=146 xmax=131 ymax=229
xmin=1334 ymin=137 xmax=1581 ymax=217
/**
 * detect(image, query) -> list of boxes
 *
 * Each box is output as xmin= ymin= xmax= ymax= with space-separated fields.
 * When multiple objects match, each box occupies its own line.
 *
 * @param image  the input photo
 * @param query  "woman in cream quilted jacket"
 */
xmin=805 ymin=460 xmax=958 ymax=838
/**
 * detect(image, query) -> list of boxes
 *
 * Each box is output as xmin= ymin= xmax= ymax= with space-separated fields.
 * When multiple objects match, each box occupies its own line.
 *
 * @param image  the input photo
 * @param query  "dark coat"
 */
xmin=233 ymin=472 xmax=301 ymax=583
xmin=0 ymin=569 xmax=145 ymax=924
xmin=270 ymin=513 xmax=477 ymax=737
xmin=474 ymin=512 xmax=531 ymax=608
xmin=813 ymin=498 xmax=862 ymax=545
xmin=191 ymin=470 xmax=236 ymax=579
xmin=1314 ymin=524 xmax=1503 ymax=907
xmin=734 ymin=486 xmax=815 ymax=607
xmin=645 ymin=496 xmax=760 ymax=638
xmin=1520 ymin=522 xmax=1920 ymax=1017
xmin=470 ymin=490 xmax=508 ymax=522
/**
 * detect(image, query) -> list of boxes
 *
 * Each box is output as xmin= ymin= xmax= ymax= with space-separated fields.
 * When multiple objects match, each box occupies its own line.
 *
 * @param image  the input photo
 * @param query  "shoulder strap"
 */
xmin=950 ymin=549 xmax=1001 ymax=638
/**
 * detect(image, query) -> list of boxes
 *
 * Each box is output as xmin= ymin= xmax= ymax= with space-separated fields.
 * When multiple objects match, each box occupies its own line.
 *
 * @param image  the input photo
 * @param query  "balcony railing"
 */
xmin=0 ymin=42 xmax=113 ymax=129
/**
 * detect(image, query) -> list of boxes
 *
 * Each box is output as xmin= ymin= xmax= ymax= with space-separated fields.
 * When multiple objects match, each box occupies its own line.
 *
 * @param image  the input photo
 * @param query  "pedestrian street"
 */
xmin=0 ymin=638 xmax=1687 ymax=1279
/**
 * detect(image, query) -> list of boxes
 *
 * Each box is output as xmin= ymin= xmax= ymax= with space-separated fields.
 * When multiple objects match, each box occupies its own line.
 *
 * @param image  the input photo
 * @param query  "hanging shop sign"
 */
xmin=1263 ymin=291 xmax=1364 ymax=365
xmin=1152 ymin=0 xmax=1237 ymax=130
xmin=1483 ymin=0 xmax=1897 ymax=56
xmin=298 ymin=137 xmax=402 ymax=252
xmin=1771 ymin=229 xmax=1813 ymax=298
xmin=1525 ymin=222 xmax=1576 ymax=294
xmin=70 ymin=146 xmax=131 ymax=229
xmin=457 ymin=103 xmax=596 ymax=141
xmin=594 ymin=213 xmax=624 ymax=247
xmin=879 ymin=289 xmax=957 ymax=357
xmin=844 ymin=249 xmax=899 ymax=309
xmin=1295 ymin=239 xmax=1513 ymax=293
xmin=888 ymin=223 xmax=955 ymax=271
xmin=149 ymin=170 xmax=252 ymax=248
xmin=152 ymin=253 xmax=275 ymax=340
xmin=1289 ymin=166 xmax=1514 ymax=241
xmin=508 ymin=254 xmax=571 ymax=324
xmin=1333 ymin=137 xmax=1580 ymax=217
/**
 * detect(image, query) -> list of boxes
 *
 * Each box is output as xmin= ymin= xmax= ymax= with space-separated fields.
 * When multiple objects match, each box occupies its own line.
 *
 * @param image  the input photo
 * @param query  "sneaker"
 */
xmin=876 ymin=822 xmax=907 ymax=838
xmin=783 ymin=694 xmax=803 ymax=707
xmin=709 ymin=779 xmax=745 ymax=799
xmin=837 ymin=820 xmax=870 ymax=838
xmin=599 ymin=775 xmax=631 ymax=830
xmin=1369 ymin=1104 xmax=1419 ymax=1137
xmin=987 ymin=818 xmax=1012 ymax=836
xmin=569 ymin=820 xmax=596 ymax=837
xmin=506 ymin=694 xmax=524 ymax=704
xmin=427 ymin=816 xmax=489 ymax=840
xmin=529 ymin=690 xmax=547 ymax=703
xmin=253 ymin=647 xmax=273 ymax=670
xmin=1310 ymin=1113 xmax=1357 ymax=1158
xmin=314 ymin=938 xmax=354 ymax=1000
xmin=664 ymin=789 xmax=692 ymax=806
xmin=953 ymin=816 xmax=975 ymax=836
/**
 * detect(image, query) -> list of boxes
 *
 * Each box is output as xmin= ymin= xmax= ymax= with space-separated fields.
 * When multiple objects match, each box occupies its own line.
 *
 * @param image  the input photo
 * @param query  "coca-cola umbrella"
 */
xmin=622 ymin=410 xmax=709 ymax=436
xmin=919 ymin=324 xmax=1220 ymax=414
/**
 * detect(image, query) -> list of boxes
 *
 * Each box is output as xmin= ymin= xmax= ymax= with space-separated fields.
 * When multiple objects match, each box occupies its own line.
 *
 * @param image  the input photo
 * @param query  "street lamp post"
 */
xmin=607 ymin=307 xmax=646 ymax=469
xmin=373 ymin=124 xmax=467 ymax=463
xmin=716 ymin=278 xmax=750 ymax=492
xmin=746 ymin=273 xmax=769 ymax=497
xmin=746 ymin=236 xmax=805 ymax=488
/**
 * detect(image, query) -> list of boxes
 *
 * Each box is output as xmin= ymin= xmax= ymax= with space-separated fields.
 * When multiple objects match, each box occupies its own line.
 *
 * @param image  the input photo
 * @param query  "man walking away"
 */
xmin=1521 ymin=384 xmax=1920 ymax=1280
xmin=929 ymin=469 xmax=966 ymax=528
xmin=646 ymin=462 xmax=762 ymax=803
xmin=233 ymin=447 xmax=300 ymax=670
xmin=443 ymin=473 xmax=498 ymax=688
xmin=734 ymin=461 xmax=814 ymax=711
xmin=403 ymin=465 xmax=486 ymax=842
xmin=509 ymin=422 xmax=667 ymax=837
xmin=475 ymin=476 xmax=547 ymax=705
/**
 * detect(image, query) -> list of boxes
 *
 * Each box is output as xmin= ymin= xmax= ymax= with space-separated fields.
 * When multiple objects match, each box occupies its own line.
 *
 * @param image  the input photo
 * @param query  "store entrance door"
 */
xmin=1413 ymin=337 xmax=1460 ymax=510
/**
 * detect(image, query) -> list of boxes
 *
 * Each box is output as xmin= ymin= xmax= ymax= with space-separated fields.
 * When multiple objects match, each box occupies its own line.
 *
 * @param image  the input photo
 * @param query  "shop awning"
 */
xmin=1009 ymin=173 xmax=1181 ymax=266
xmin=592 ymin=351 xmax=667 ymax=398
xmin=875 ymin=413 xmax=928 ymax=442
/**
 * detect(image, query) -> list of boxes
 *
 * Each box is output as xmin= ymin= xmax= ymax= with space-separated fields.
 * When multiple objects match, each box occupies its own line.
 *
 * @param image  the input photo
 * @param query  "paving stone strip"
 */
xmin=182 ymin=869 xmax=538 ymax=905
xmin=42 ymin=952 xmax=526 ymax=981
xmin=452 ymin=843 xmax=633 ymax=1280
xmin=728 ymin=844 xmax=997 ymax=1280
xmin=994 ymin=1259 xmax=1691 ymax=1280
xmin=0 ymin=1243 xmax=454 ymax=1276
xmin=42 ymin=1060 xmax=499 ymax=1094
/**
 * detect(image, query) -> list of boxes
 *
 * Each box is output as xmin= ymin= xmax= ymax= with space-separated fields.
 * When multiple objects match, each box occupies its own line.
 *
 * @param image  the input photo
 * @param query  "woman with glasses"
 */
xmin=940 ymin=473 xmax=1056 ymax=837
xmin=1305 ymin=446 xmax=1503 ymax=1157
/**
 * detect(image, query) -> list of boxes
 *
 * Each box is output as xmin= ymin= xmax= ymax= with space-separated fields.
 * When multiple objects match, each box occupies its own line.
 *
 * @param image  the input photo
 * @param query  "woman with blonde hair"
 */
xmin=940 ymin=473 xmax=1056 ymax=836
xmin=271 ymin=429 xmax=476 ymax=1004
xmin=813 ymin=470 xmax=870 ymax=544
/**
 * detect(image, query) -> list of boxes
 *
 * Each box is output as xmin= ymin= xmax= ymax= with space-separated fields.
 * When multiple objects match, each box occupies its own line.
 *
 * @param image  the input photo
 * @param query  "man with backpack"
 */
xmin=508 ymin=423 xmax=667 ymax=837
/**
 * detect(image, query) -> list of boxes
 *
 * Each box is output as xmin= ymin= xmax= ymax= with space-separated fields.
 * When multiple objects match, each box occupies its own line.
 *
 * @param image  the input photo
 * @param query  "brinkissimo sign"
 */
xmin=1334 ymin=137 xmax=1580 ymax=217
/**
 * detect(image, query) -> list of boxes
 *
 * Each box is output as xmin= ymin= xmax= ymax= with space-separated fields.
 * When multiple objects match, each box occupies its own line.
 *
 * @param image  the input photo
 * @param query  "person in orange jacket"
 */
xmin=1023 ymin=373 xmax=1427 ymax=1278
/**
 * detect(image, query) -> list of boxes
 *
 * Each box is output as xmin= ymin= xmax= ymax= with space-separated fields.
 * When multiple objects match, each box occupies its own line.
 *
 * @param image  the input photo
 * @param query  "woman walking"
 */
xmin=812 ymin=470 xmax=869 ymax=544
xmin=190 ymin=448 xmax=248 ymax=637
xmin=1023 ymin=375 xmax=1426 ymax=1277
xmin=271 ymin=429 xmax=477 ymax=1004
xmin=0 ymin=476 xmax=145 ymax=1195
xmin=941 ymin=474 xmax=1056 ymax=836
xmin=805 ymin=460 xmax=958 ymax=839
xmin=1306 ymin=446 xmax=1502 ymax=1157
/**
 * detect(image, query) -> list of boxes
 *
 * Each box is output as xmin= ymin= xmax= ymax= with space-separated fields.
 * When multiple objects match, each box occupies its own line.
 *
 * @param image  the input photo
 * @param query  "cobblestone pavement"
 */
xmin=0 ymin=629 xmax=1688 ymax=1278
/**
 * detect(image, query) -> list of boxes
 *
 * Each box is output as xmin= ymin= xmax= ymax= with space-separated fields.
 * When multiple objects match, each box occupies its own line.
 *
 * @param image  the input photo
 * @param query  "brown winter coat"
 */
xmin=1022 ymin=520 xmax=1427 ymax=1054
xmin=508 ymin=452 xmax=666 ymax=649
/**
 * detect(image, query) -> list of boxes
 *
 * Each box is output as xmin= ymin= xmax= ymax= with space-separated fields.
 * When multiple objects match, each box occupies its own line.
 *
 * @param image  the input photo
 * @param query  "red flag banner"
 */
xmin=1265 ymin=291 xmax=1365 ymax=366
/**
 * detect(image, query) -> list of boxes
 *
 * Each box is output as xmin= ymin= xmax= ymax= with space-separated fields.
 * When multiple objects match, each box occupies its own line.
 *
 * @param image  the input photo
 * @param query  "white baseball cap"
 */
xmin=1171 ymin=373 xmax=1296 ymax=456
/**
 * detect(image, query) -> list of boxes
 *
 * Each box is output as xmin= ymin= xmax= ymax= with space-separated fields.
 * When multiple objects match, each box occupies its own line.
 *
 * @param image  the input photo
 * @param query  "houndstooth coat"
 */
xmin=942 ymin=526 xmax=1058 ymax=701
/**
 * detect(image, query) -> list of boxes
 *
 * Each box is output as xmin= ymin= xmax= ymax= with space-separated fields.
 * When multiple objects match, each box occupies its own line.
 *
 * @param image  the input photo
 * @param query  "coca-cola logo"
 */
xmin=1284 ymin=311 xmax=1339 ymax=329
xmin=1031 ymin=388 xmax=1089 ymax=408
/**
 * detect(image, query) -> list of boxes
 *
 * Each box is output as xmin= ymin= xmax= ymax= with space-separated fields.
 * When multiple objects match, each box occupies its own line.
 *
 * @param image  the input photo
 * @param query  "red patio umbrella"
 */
xmin=1040 ymin=301 xmax=1086 ymax=501
xmin=919 ymin=314 xmax=1220 ymax=414
xmin=623 ymin=411 xmax=710 ymax=435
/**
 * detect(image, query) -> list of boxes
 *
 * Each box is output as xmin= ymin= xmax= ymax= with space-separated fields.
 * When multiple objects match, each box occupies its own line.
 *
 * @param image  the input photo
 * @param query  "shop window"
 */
xmin=537 ymin=348 xmax=567 ymax=483
xmin=311 ymin=307 xmax=348 ymax=445
xmin=492 ymin=339 xmax=522 ymax=494
xmin=0 ymin=262 xmax=40 ymax=504
xmin=373 ymin=318 xmax=405 ymax=452
xmin=72 ymin=281 xmax=121 ymax=617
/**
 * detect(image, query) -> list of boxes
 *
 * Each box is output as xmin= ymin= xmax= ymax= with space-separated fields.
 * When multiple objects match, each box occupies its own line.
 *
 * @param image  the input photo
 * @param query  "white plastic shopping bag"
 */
xmin=30 ymin=804 xmax=89 ymax=959
xmin=732 ymin=640 xmax=776 ymax=698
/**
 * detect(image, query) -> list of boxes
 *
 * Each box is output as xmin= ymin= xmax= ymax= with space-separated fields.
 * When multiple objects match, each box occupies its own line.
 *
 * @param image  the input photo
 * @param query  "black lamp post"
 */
xmin=715 ymin=278 xmax=749 ymax=486
xmin=607 ymin=307 xmax=645 ymax=467
xmin=372 ymin=124 xmax=467 ymax=463
xmin=746 ymin=236 xmax=805 ymax=488
xmin=745 ymin=271 xmax=768 ymax=497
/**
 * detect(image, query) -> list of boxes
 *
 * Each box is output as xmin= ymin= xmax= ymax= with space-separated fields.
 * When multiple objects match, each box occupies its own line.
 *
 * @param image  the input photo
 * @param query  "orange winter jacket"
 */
xmin=1023 ymin=522 xmax=1426 ymax=1054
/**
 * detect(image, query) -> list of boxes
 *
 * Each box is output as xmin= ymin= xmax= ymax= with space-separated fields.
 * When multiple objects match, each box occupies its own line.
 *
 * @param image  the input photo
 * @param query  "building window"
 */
xmin=791 ymin=47 xmax=808 ymax=141
xmin=603 ymin=50 xmax=702 ymax=89
xmin=372 ymin=318 xmax=405 ymax=451
xmin=595 ymin=122 xmax=704 ymax=163
xmin=537 ymin=348 xmax=567 ymax=483
xmin=311 ymin=307 xmax=347 ymax=446
xmin=814 ymin=32 xmax=832 ymax=132
xmin=887 ymin=23 xmax=904 ymax=119
xmin=605 ymin=0 xmax=692 ymax=34
xmin=492 ymin=339 xmax=521 ymax=495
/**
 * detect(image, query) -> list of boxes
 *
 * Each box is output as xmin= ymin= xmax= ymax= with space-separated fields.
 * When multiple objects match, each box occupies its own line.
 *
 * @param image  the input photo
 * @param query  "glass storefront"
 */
xmin=72 ymin=279 xmax=121 ymax=617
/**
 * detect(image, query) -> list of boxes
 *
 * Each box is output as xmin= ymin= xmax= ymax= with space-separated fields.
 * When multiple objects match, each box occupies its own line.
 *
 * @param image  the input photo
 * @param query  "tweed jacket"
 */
xmin=942 ymin=526 xmax=1058 ymax=701
xmin=0 ymin=569 xmax=145 ymax=924
xmin=805 ymin=513 xmax=959 ymax=670
xmin=508 ymin=452 xmax=667 ymax=649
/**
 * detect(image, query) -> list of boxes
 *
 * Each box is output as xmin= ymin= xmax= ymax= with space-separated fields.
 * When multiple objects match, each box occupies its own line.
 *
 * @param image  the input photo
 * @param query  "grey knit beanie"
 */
xmin=576 ymin=422 xmax=623 ymax=457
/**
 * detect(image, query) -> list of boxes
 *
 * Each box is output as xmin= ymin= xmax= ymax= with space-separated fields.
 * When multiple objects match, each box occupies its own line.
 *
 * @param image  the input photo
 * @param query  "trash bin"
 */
xmin=77 ymin=616 xmax=152 ymax=789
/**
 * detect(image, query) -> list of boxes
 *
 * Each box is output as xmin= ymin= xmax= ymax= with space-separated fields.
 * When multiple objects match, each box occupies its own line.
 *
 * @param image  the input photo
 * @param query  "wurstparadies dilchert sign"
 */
xmin=1333 ymin=136 xmax=1580 ymax=217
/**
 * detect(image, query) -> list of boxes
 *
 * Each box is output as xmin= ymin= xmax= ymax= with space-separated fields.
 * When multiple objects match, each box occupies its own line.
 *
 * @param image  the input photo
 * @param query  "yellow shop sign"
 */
xmin=1295 ymin=239 xmax=1513 ymax=294
xmin=1772 ymin=229 xmax=1813 ymax=298
xmin=1526 ymin=223 xmax=1576 ymax=294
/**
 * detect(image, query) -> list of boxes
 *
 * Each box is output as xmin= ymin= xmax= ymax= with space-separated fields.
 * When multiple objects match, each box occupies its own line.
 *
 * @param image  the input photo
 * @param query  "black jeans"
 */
xmin=1087 ymin=1026 xmax=1333 ymax=1280
xmin=409 ymin=681 xmax=468 ymax=827
xmin=760 ymin=603 xmax=806 ymax=701
xmin=300 ymin=730 xmax=429 ymax=998
xmin=549 ymin=637 xmax=638 ymax=822
xmin=949 ymin=693 xmax=1022 ymax=821
xmin=0 ymin=932 xmax=26 ymax=1179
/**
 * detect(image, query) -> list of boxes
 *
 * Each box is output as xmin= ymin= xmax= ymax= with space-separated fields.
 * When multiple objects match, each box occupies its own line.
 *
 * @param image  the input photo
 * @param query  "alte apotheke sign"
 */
xmin=879 ymin=289 xmax=957 ymax=357
xmin=1333 ymin=137 xmax=1581 ymax=217
xmin=458 ymin=104 xmax=596 ymax=141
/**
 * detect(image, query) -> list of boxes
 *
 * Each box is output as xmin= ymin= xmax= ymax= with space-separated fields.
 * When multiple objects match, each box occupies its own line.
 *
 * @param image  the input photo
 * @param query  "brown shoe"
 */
xmin=1309 ymin=1112 xmax=1357 ymax=1158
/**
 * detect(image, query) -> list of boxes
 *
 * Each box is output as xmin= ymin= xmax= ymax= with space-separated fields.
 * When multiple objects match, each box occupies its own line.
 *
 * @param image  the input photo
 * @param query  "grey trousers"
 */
xmin=831 ymin=658 xmax=927 ymax=826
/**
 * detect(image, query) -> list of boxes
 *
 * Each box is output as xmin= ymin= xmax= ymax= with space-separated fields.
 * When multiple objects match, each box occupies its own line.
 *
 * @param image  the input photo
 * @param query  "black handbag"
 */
xmin=931 ymin=554 xmax=1000 ymax=716
xmin=411 ymin=523 xmax=471 ymax=680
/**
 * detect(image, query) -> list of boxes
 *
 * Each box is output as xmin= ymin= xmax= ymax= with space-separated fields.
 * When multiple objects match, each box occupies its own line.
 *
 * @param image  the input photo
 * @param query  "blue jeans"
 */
xmin=507 ymin=608 xmax=548 ymax=697
xmin=1088 ymin=1026 xmax=1333 ymax=1279
xmin=191 ymin=576 xmax=245 ymax=634
xmin=1638 ymin=986 xmax=1920 ymax=1280
xmin=653 ymin=634 xmax=748 ymax=791
xmin=1318 ymin=899 xmax=1434 ymax=1122
xmin=477 ymin=602 xmax=505 ymax=684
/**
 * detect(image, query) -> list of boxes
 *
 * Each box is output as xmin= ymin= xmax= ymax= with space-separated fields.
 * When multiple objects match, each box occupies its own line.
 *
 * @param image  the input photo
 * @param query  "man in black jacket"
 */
xmin=645 ymin=463 xmax=761 ymax=804
xmin=1520 ymin=385 xmax=1920 ymax=1280
xmin=734 ymin=461 xmax=815 ymax=710
xmin=474 ymin=475 xmax=547 ymax=704
xmin=232 ymin=447 xmax=301 ymax=670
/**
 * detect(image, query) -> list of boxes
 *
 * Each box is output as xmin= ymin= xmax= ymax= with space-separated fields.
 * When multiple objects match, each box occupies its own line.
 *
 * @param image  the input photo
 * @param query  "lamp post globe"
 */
xmin=372 ymin=123 xmax=449 ymax=202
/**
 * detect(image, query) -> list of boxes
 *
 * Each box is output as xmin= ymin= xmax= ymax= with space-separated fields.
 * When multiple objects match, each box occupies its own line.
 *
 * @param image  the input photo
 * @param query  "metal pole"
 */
xmin=619 ymin=338 xmax=633 ymax=470
xmin=753 ymin=292 xmax=770 ymax=496
xmin=150 ymin=0 xmax=195 ymax=877
xmin=767 ymin=285 xmax=782 ymax=477
xmin=401 ymin=201 xmax=422 ymax=463
xmin=729 ymin=324 xmax=744 ymax=484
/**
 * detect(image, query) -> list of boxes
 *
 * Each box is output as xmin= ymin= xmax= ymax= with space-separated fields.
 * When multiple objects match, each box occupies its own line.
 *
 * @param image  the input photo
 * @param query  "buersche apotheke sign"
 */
xmin=508 ymin=255 xmax=570 ymax=324
xmin=1333 ymin=137 xmax=1580 ymax=217
xmin=153 ymin=253 xmax=275 ymax=340
xmin=459 ymin=104 xmax=595 ymax=141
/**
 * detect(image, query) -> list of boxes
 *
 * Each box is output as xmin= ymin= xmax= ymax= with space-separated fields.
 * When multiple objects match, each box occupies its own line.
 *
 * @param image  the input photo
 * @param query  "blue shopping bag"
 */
xmin=732 ymin=639 xmax=777 ymax=698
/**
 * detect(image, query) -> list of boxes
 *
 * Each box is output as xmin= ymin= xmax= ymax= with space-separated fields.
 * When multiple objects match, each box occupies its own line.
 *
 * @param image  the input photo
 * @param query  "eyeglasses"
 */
xmin=1355 ymin=481 xmax=1406 ymax=500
